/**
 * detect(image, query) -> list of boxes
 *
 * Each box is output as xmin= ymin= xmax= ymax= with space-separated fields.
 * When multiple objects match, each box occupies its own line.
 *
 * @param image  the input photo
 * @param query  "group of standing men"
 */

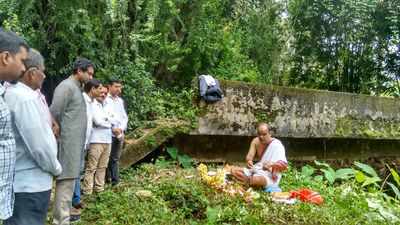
xmin=0 ymin=30 xmax=128 ymax=225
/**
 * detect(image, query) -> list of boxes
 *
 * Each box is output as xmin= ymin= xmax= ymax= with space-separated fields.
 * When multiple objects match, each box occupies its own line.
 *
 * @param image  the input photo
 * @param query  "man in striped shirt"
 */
xmin=0 ymin=29 xmax=28 ymax=221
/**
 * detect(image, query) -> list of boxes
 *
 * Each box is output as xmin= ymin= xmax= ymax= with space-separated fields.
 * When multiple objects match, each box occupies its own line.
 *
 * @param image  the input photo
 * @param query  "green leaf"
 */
xmin=314 ymin=160 xmax=331 ymax=169
xmin=177 ymin=154 xmax=193 ymax=169
xmin=335 ymin=168 xmax=355 ymax=180
xmin=155 ymin=156 xmax=172 ymax=168
xmin=206 ymin=206 xmax=219 ymax=223
xmin=321 ymin=168 xmax=336 ymax=184
xmin=354 ymin=162 xmax=380 ymax=179
xmin=314 ymin=175 xmax=324 ymax=182
xmin=301 ymin=165 xmax=315 ymax=178
xmin=166 ymin=147 xmax=178 ymax=160
xmin=362 ymin=177 xmax=381 ymax=187
xmin=355 ymin=170 xmax=366 ymax=183
xmin=388 ymin=182 xmax=400 ymax=200
xmin=382 ymin=193 xmax=395 ymax=202
xmin=390 ymin=168 xmax=400 ymax=187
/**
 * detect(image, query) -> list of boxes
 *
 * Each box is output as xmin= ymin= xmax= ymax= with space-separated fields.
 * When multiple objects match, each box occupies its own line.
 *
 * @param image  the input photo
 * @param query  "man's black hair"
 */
xmin=108 ymin=78 xmax=122 ymax=86
xmin=0 ymin=29 xmax=29 ymax=54
xmin=72 ymin=57 xmax=94 ymax=74
xmin=84 ymin=79 xmax=101 ymax=93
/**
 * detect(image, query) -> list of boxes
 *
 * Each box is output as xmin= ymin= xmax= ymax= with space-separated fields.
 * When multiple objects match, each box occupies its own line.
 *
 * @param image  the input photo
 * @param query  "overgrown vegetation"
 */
xmin=1 ymin=0 xmax=399 ymax=130
xmin=166 ymin=147 xmax=194 ymax=169
xmin=304 ymin=161 xmax=400 ymax=201
xmin=74 ymin=159 xmax=400 ymax=225
xmin=2 ymin=1 xmax=399 ymax=223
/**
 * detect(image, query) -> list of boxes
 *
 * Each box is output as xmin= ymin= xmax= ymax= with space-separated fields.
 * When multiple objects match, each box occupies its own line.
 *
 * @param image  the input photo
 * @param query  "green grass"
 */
xmin=75 ymin=161 xmax=400 ymax=225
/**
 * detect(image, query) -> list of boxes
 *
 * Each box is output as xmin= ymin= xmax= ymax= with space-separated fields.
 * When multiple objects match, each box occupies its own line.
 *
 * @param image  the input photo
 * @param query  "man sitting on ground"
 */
xmin=231 ymin=123 xmax=288 ymax=189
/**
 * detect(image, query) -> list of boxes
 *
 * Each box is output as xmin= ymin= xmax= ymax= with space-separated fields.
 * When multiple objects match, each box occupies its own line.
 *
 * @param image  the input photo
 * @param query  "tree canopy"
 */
xmin=1 ymin=0 xmax=399 ymax=128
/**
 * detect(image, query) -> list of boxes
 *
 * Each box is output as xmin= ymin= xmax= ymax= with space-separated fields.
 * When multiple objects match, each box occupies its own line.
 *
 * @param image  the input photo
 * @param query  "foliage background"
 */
xmin=1 ymin=0 xmax=399 ymax=129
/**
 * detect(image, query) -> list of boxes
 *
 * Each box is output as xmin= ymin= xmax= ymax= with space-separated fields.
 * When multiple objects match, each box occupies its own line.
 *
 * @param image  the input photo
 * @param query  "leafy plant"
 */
xmin=312 ymin=160 xmax=385 ymax=189
xmin=177 ymin=154 xmax=193 ymax=169
xmin=352 ymin=162 xmax=381 ymax=188
xmin=354 ymin=161 xmax=380 ymax=178
xmin=301 ymin=164 xmax=315 ymax=178
xmin=384 ymin=166 xmax=400 ymax=200
xmin=354 ymin=169 xmax=381 ymax=188
xmin=166 ymin=147 xmax=178 ymax=160
xmin=387 ymin=183 xmax=400 ymax=200
xmin=334 ymin=168 xmax=355 ymax=180
xmin=390 ymin=167 xmax=400 ymax=187
xmin=155 ymin=156 xmax=174 ymax=168
xmin=314 ymin=160 xmax=354 ymax=185
xmin=166 ymin=147 xmax=194 ymax=168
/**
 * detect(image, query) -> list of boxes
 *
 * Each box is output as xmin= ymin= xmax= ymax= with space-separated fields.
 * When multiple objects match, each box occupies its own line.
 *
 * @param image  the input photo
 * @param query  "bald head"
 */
xmin=256 ymin=123 xmax=271 ymax=144
xmin=257 ymin=123 xmax=269 ymax=134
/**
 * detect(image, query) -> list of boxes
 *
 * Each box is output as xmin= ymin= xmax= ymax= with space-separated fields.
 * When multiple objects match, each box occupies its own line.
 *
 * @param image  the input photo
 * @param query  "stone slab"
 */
xmin=194 ymin=80 xmax=400 ymax=139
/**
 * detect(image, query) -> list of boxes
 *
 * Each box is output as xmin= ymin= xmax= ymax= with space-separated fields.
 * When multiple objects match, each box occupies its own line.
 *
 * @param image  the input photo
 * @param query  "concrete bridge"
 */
xmin=121 ymin=80 xmax=400 ymax=167
xmin=192 ymin=80 xmax=400 ymax=139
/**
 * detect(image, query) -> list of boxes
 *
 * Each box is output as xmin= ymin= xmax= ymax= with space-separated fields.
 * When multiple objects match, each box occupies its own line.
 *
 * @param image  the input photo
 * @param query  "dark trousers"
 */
xmin=72 ymin=147 xmax=87 ymax=207
xmin=106 ymin=137 xmax=123 ymax=185
xmin=72 ymin=178 xmax=81 ymax=207
xmin=4 ymin=190 xmax=51 ymax=225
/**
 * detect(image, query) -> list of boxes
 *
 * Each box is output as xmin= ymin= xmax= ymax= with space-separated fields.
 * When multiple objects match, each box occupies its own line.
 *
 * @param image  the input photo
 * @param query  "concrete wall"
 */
xmin=174 ymin=134 xmax=400 ymax=162
xmin=194 ymin=80 xmax=400 ymax=139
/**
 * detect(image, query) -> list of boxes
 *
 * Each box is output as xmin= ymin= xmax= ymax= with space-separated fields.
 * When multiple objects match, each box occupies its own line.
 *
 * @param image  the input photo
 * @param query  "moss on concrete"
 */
xmin=335 ymin=117 xmax=400 ymax=139
xmin=121 ymin=119 xmax=192 ymax=168
xmin=335 ymin=117 xmax=354 ymax=137
xmin=219 ymin=80 xmax=396 ymax=101
xmin=255 ymin=111 xmax=269 ymax=123
xmin=255 ymin=110 xmax=278 ymax=124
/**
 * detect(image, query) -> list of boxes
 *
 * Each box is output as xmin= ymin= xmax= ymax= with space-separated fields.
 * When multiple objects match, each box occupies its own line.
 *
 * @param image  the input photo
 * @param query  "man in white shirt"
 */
xmin=4 ymin=49 xmax=62 ymax=225
xmin=231 ymin=123 xmax=288 ymax=189
xmin=82 ymin=86 xmax=113 ymax=194
xmin=105 ymin=79 xmax=128 ymax=186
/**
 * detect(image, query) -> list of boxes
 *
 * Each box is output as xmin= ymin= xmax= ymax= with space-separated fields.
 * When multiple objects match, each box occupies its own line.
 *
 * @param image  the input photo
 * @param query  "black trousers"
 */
xmin=4 ymin=190 xmax=51 ymax=225
xmin=106 ymin=137 xmax=123 ymax=185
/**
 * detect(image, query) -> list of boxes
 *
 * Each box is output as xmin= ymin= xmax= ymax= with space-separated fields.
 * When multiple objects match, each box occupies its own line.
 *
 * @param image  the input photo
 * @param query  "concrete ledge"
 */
xmin=193 ymin=80 xmax=400 ymax=139
xmin=121 ymin=120 xmax=191 ymax=168
xmin=174 ymin=135 xmax=400 ymax=162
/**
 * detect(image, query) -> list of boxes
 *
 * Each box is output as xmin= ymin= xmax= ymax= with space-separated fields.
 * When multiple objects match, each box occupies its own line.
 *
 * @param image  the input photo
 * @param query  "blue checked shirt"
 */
xmin=0 ymin=84 xmax=16 ymax=220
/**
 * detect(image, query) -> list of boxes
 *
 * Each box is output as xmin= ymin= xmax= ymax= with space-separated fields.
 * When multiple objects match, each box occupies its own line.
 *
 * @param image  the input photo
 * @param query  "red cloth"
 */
xmin=290 ymin=188 xmax=323 ymax=205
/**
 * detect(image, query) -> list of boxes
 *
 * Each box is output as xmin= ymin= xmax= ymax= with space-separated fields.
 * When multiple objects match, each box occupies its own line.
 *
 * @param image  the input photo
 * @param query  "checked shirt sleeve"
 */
xmin=0 ymin=94 xmax=16 ymax=220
